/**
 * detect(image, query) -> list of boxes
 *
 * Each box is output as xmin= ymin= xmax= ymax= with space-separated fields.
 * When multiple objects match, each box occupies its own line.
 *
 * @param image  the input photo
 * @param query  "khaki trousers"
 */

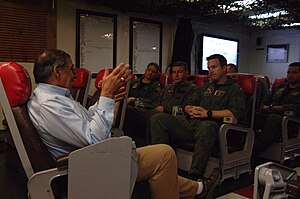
xmin=136 ymin=144 xmax=198 ymax=199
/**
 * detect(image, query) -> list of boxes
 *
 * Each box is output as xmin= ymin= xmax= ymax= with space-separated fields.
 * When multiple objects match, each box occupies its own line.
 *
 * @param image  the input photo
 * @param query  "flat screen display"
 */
xmin=200 ymin=34 xmax=239 ymax=72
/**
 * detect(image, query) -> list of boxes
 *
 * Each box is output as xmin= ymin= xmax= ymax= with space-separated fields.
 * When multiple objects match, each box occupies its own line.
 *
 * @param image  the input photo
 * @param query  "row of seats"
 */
xmin=175 ymin=73 xmax=299 ymax=182
xmin=71 ymin=68 xmax=299 ymax=181
xmin=0 ymin=63 xmax=298 ymax=197
xmin=156 ymin=72 xmax=209 ymax=87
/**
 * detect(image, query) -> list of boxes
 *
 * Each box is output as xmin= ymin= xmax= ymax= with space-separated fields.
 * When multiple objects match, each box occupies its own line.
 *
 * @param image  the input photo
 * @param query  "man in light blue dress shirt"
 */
xmin=27 ymin=49 xmax=220 ymax=199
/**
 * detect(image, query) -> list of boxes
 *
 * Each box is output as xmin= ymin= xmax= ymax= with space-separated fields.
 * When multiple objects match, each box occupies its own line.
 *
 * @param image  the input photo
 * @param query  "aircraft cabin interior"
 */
xmin=0 ymin=0 xmax=300 ymax=198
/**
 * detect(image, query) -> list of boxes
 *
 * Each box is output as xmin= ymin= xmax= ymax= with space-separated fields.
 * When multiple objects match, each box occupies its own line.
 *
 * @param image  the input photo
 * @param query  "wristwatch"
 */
xmin=269 ymin=104 xmax=273 ymax=111
xmin=207 ymin=110 xmax=212 ymax=119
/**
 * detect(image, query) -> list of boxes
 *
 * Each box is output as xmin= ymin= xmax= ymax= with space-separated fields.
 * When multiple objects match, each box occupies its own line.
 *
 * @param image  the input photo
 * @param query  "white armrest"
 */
xmin=28 ymin=168 xmax=68 ymax=199
xmin=68 ymin=136 xmax=134 ymax=199
xmin=28 ymin=136 xmax=136 ymax=199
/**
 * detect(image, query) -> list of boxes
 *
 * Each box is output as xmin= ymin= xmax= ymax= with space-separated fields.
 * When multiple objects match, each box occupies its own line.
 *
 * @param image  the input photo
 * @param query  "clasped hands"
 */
xmin=101 ymin=63 xmax=132 ymax=102
xmin=185 ymin=105 xmax=208 ymax=118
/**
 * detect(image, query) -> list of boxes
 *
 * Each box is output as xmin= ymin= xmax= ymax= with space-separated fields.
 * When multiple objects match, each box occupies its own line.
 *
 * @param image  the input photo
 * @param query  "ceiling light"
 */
xmin=219 ymin=0 xmax=262 ymax=13
xmin=249 ymin=10 xmax=288 ymax=19
xmin=101 ymin=33 xmax=113 ymax=39
xmin=233 ymin=0 xmax=260 ymax=7
xmin=282 ymin=23 xmax=300 ymax=27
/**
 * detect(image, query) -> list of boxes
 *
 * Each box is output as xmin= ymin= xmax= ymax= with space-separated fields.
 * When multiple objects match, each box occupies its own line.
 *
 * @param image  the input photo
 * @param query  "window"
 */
xmin=267 ymin=44 xmax=289 ymax=63
xmin=0 ymin=0 xmax=56 ymax=62
xmin=198 ymin=34 xmax=239 ymax=73
xmin=76 ymin=10 xmax=116 ymax=77
xmin=129 ymin=18 xmax=162 ymax=74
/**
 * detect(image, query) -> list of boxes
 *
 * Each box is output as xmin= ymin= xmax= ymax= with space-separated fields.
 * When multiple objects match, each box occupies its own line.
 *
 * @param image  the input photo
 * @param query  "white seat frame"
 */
xmin=260 ymin=115 xmax=300 ymax=164
xmin=0 ymin=77 xmax=135 ymax=199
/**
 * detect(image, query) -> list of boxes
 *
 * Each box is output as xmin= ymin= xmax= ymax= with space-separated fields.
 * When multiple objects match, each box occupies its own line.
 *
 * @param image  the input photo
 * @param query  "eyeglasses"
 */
xmin=69 ymin=65 xmax=76 ymax=75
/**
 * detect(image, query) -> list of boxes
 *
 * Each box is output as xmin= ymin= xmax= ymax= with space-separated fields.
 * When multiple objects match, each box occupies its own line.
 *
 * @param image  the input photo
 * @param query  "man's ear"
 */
xmin=53 ymin=65 xmax=61 ymax=80
xmin=222 ymin=65 xmax=227 ymax=73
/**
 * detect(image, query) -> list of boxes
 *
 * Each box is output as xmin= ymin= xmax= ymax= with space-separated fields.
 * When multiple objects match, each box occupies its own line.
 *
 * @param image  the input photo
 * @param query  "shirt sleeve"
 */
xmin=39 ymin=96 xmax=115 ymax=148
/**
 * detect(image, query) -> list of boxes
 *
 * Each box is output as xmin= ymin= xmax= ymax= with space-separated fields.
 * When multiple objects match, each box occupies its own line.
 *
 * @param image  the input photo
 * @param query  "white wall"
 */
xmin=191 ymin=17 xmax=252 ymax=74
xmin=248 ymin=29 xmax=300 ymax=82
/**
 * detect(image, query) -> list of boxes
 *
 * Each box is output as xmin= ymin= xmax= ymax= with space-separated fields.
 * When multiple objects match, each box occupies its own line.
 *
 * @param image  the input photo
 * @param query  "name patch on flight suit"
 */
xmin=132 ymin=83 xmax=138 ymax=89
xmin=214 ymin=90 xmax=225 ymax=97
xmin=291 ymin=91 xmax=300 ymax=96
xmin=168 ymin=85 xmax=175 ymax=93
xmin=156 ymin=84 xmax=161 ymax=92
xmin=275 ymin=88 xmax=284 ymax=95
xmin=203 ymin=86 xmax=214 ymax=96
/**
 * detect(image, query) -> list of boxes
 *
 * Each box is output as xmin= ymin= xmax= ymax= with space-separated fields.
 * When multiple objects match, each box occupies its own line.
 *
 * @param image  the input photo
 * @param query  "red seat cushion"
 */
xmin=95 ymin=69 xmax=135 ymax=90
xmin=228 ymin=73 xmax=255 ymax=96
xmin=188 ymin=74 xmax=209 ymax=86
xmin=272 ymin=77 xmax=287 ymax=89
xmin=157 ymin=72 xmax=167 ymax=88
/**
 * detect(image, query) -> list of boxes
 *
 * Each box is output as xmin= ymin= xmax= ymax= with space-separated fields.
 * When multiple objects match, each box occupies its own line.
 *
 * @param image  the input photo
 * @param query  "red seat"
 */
xmin=228 ymin=73 xmax=257 ymax=128
xmin=71 ymin=68 xmax=91 ymax=106
xmin=260 ymin=76 xmax=300 ymax=164
xmin=0 ymin=62 xmax=147 ymax=199
xmin=0 ymin=62 xmax=56 ymax=173
xmin=254 ymin=74 xmax=270 ymax=90
xmin=272 ymin=76 xmax=287 ymax=90
xmin=72 ymin=68 xmax=90 ymax=88
xmin=156 ymin=72 xmax=167 ymax=88
xmin=95 ymin=68 xmax=114 ymax=90
xmin=167 ymin=74 xmax=173 ymax=84
xmin=253 ymin=74 xmax=271 ymax=112
xmin=86 ymin=69 xmax=114 ymax=109
xmin=88 ymin=69 xmax=135 ymax=130
xmin=188 ymin=74 xmax=209 ymax=86
xmin=168 ymin=74 xmax=209 ymax=86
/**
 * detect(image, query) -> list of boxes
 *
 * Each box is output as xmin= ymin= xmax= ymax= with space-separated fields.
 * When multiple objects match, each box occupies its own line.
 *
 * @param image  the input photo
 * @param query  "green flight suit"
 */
xmin=128 ymin=78 xmax=161 ymax=109
xmin=124 ymin=81 xmax=196 ymax=147
xmin=151 ymin=78 xmax=246 ymax=176
xmin=269 ymin=84 xmax=300 ymax=115
xmin=153 ymin=81 xmax=196 ymax=114
xmin=254 ymin=84 xmax=300 ymax=154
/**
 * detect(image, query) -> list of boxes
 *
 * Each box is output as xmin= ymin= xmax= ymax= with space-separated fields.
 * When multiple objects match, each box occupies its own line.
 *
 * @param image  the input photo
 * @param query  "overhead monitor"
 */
xmin=199 ymin=34 xmax=239 ymax=73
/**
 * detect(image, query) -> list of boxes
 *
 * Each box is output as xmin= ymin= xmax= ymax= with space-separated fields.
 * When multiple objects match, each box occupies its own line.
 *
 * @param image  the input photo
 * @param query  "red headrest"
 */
xmin=72 ymin=68 xmax=90 ymax=88
xmin=95 ymin=68 xmax=135 ymax=90
xmin=168 ymin=74 xmax=174 ymax=84
xmin=157 ymin=72 xmax=167 ymax=88
xmin=254 ymin=74 xmax=271 ymax=89
xmin=272 ymin=77 xmax=287 ymax=89
xmin=189 ymin=74 xmax=209 ymax=86
xmin=0 ymin=62 xmax=32 ymax=107
xmin=228 ymin=73 xmax=255 ymax=96
xmin=95 ymin=69 xmax=114 ymax=90
xmin=263 ymin=76 xmax=270 ymax=89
